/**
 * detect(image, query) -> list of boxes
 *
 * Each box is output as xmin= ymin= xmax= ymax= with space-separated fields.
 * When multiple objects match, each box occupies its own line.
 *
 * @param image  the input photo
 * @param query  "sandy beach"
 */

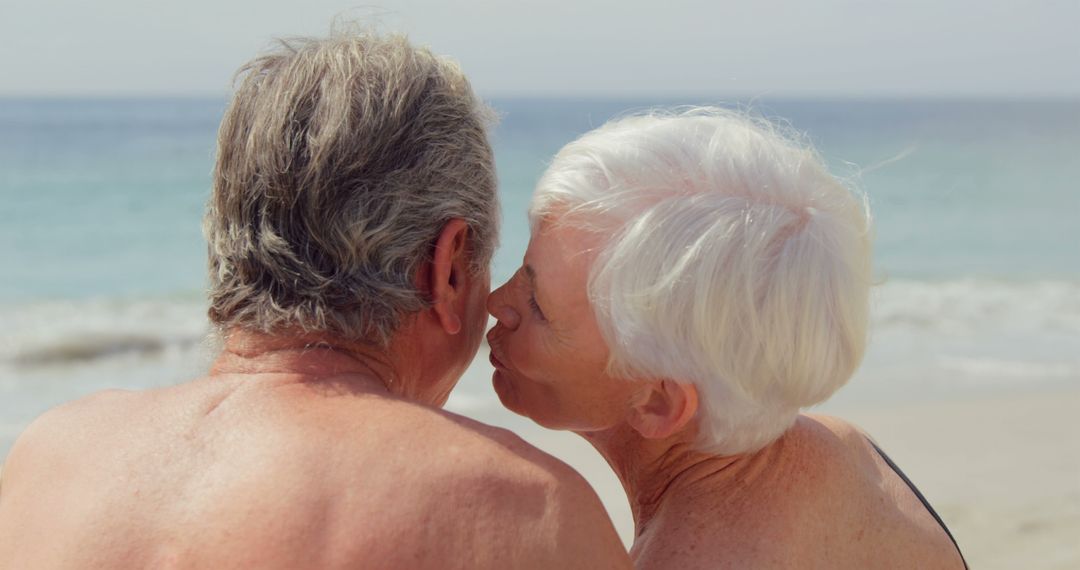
xmin=502 ymin=386 xmax=1080 ymax=570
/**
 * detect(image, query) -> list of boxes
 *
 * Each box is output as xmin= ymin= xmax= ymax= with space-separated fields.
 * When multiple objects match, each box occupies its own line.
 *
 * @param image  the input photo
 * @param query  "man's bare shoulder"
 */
xmin=362 ymin=403 xmax=597 ymax=514
xmin=25 ymin=387 xmax=137 ymax=429
xmin=3 ymin=389 xmax=136 ymax=481
xmin=415 ymin=408 xmax=575 ymax=476
xmin=3 ymin=384 xmax=630 ymax=569
xmin=325 ymin=405 xmax=630 ymax=569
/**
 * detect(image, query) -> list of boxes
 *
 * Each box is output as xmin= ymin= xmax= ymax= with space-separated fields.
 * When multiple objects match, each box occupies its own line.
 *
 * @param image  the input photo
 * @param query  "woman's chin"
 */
xmin=492 ymin=369 xmax=522 ymax=413
xmin=492 ymin=371 xmax=570 ymax=431
xmin=492 ymin=370 xmax=550 ymax=425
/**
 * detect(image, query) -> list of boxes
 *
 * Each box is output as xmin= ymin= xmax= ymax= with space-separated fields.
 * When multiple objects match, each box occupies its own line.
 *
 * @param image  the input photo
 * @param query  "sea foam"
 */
xmin=871 ymin=279 xmax=1080 ymax=334
xmin=0 ymin=297 xmax=211 ymax=368
xmin=2 ymin=279 xmax=1077 ymax=369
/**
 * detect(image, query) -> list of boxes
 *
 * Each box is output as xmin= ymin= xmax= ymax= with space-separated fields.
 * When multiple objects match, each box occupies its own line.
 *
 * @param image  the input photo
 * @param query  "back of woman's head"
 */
xmin=531 ymin=108 xmax=873 ymax=455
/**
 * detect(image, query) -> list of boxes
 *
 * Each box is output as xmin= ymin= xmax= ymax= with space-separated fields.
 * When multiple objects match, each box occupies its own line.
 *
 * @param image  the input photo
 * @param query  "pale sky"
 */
xmin=1 ymin=0 xmax=1077 ymax=98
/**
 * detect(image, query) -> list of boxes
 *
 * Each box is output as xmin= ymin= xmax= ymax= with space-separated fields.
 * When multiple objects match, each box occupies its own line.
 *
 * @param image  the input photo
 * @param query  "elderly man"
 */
xmin=0 ymin=33 xmax=629 ymax=569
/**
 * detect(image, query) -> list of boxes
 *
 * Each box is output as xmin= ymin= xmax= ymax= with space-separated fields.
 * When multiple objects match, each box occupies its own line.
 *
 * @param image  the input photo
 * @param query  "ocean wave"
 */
xmin=938 ymin=356 xmax=1079 ymax=379
xmin=10 ymin=333 xmax=202 ymax=366
xmin=0 ymin=298 xmax=211 ymax=368
xmin=872 ymin=279 xmax=1080 ymax=334
xmin=2 ymin=279 xmax=1076 ymax=368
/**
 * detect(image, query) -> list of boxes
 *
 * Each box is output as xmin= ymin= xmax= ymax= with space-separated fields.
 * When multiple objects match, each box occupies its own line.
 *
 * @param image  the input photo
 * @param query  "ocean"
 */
xmin=2 ymin=97 xmax=1079 ymax=457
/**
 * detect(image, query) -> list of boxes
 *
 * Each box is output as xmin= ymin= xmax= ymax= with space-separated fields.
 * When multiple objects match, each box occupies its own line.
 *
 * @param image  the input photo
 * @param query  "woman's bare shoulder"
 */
xmin=787 ymin=414 xmax=964 ymax=568
xmin=798 ymin=413 xmax=871 ymax=442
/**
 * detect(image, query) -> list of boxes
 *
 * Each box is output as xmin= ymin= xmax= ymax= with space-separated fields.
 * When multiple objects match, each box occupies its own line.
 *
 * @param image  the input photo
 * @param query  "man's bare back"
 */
xmin=0 ymin=30 xmax=635 ymax=570
xmin=0 ymin=374 xmax=629 ymax=569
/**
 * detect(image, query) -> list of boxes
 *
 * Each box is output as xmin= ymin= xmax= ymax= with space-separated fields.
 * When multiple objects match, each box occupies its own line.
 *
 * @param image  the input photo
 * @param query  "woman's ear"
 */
xmin=425 ymin=218 xmax=470 ymax=335
xmin=626 ymin=380 xmax=699 ymax=440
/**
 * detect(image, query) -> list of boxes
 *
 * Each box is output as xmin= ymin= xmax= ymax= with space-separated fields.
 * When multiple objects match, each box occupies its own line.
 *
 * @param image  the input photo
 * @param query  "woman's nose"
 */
xmin=487 ymin=283 xmax=521 ymax=330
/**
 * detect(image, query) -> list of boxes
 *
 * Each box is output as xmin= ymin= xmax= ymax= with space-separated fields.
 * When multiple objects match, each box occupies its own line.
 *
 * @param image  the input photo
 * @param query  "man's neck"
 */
xmin=209 ymin=328 xmax=405 ymax=398
xmin=580 ymin=425 xmax=781 ymax=542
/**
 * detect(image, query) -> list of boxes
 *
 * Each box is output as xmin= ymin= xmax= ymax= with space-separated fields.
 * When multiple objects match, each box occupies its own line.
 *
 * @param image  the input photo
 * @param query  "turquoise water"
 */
xmin=2 ymin=97 xmax=1079 ymax=455
xmin=493 ymin=99 xmax=1080 ymax=282
xmin=2 ymin=98 xmax=1077 ymax=303
xmin=0 ymin=99 xmax=218 ymax=301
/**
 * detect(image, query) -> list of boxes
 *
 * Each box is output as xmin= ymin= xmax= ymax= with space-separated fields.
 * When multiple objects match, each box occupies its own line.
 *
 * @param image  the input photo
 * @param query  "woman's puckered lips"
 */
xmin=486 ymin=329 xmax=510 ymax=370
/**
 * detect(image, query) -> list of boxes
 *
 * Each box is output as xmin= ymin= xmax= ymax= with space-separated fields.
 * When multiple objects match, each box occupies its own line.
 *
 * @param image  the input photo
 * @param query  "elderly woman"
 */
xmin=487 ymin=109 xmax=967 ymax=569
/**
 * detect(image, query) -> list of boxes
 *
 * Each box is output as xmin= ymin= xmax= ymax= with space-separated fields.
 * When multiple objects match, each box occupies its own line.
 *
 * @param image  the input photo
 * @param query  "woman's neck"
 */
xmin=579 ymin=424 xmax=782 ymax=541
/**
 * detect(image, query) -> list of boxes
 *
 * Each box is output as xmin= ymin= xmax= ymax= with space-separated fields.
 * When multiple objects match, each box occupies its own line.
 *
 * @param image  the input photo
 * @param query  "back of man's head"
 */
xmin=205 ymin=31 xmax=498 ymax=345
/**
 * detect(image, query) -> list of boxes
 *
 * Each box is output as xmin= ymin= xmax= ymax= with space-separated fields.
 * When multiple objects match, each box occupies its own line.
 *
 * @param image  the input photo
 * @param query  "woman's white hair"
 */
xmin=531 ymin=108 xmax=873 ymax=455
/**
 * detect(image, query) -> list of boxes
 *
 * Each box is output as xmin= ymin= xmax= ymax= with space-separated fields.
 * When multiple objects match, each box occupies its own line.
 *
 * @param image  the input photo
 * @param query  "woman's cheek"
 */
xmin=513 ymin=331 xmax=551 ymax=382
xmin=512 ymin=341 xmax=540 ymax=380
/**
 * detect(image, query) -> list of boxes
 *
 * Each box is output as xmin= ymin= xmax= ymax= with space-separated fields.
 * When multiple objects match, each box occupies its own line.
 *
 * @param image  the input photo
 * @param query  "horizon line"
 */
xmin=1 ymin=92 xmax=1078 ymax=103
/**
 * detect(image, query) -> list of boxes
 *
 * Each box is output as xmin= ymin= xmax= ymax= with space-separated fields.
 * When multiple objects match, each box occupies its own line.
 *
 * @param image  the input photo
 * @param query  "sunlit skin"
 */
xmin=0 ymin=220 xmax=632 ymax=570
xmin=488 ymin=218 xmax=966 ymax=569
xmin=488 ymin=225 xmax=636 ymax=432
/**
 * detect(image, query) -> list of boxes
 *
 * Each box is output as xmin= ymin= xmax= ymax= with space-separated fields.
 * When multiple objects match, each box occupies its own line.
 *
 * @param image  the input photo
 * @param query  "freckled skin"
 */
xmin=488 ymin=221 xmax=965 ymax=570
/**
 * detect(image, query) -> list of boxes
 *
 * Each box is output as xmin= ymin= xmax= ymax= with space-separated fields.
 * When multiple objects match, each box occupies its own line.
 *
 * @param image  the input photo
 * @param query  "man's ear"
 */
xmin=626 ymin=380 xmax=699 ymax=440
xmin=425 ymin=218 xmax=470 ymax=335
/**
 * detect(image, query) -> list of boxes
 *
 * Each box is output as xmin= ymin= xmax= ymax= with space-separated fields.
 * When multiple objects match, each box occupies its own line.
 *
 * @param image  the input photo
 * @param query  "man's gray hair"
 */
xmin=204 ymin=31 xmax=498 ymax=344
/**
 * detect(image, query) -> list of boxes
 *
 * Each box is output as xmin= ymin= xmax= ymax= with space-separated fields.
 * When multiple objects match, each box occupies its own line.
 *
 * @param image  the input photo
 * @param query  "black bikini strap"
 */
xmin=867 ymin=439 xmax=968 ymax=570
